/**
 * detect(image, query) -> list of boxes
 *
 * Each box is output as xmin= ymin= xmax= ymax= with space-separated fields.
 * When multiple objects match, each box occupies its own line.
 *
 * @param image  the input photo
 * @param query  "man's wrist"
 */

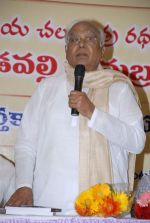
xmin=87 ymin=104 xmax=95 ymax=119
xmin=16 ymin=184 xmax=32 ymax=190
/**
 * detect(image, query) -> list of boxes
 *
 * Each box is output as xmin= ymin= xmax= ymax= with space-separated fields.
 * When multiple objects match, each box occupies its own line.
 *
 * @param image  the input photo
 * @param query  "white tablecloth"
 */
xmin=0 ymin=215 xmax=149 ymax=223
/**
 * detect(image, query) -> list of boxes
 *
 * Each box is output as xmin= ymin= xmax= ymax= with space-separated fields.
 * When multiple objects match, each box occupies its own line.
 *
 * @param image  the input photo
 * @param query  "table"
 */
xmin=0 ymin=215 xmax=150 ymax=223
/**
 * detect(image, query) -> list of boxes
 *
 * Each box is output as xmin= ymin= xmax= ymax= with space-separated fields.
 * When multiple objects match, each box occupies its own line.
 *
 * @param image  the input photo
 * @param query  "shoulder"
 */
xmin=109 ymin=81 xmax=138 ymax=108
xmin=32 ymin=74 xmax=66 ymax=97
xmin=110 ymin=81 xmax=127 ymax=88
xmin=109 ymin=81 xmax=131 ymax=95
xmin=38 ymin=74 xmax=65 ymax=89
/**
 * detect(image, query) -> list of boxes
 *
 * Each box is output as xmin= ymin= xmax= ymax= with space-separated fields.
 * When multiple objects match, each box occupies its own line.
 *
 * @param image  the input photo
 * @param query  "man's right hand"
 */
xmin=5 ymin=187 xmax=33 ymax=206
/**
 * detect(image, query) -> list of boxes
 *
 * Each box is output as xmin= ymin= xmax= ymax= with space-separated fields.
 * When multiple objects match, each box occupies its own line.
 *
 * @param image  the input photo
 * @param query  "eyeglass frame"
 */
xmin=66 ymin=33 xmax=99 ymax=46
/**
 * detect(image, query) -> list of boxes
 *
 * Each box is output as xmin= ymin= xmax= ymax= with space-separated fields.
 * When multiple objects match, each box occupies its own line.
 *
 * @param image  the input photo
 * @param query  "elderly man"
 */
xmin=6 ymin=20 xmax=145 ymax=211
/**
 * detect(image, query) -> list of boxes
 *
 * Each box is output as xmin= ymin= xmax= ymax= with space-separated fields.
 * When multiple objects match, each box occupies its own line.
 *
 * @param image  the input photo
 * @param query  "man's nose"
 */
xmin=78 ymin=38 xmax=86 ymax=47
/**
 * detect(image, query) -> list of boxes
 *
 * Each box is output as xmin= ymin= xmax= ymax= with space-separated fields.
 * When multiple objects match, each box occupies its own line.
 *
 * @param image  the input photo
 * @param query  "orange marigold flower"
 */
xmin=75 ymin=203 xmax=89 ymax=216
xmin=100 ymin=196 xmax=121 ymax=217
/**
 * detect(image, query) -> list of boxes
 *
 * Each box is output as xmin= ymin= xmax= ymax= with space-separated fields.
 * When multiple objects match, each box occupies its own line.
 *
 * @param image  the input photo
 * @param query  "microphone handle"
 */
xmin=71 ymin=108 xmax=79 ymax=116
xmin=71 ymin=76 xmax=83 ymax=116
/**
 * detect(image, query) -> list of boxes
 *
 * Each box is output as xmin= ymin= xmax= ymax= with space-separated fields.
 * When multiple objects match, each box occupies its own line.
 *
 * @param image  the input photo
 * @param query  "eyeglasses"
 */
xmin=67 ymin=34 xmax=98 ymax=45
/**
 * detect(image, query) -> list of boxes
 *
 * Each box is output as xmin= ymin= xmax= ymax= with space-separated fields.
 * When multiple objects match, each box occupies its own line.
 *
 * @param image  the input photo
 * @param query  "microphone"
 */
xmin=71 ymin=64 xmax=85 ymax=116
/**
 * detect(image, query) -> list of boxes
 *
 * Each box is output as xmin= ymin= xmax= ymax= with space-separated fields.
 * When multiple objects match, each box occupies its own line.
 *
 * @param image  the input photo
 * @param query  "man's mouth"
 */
xmin=76 ymin=53 xmax=88 ymax=58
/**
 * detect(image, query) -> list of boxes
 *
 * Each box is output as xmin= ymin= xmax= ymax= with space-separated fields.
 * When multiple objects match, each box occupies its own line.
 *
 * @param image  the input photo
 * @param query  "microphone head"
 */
xmin=74 ymin=64 xmax=85 ymax=77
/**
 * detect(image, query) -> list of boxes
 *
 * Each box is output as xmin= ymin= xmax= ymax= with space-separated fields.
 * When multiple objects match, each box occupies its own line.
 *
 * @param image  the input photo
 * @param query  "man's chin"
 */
xmin=75 ymin=60 xmax=88 ymax=67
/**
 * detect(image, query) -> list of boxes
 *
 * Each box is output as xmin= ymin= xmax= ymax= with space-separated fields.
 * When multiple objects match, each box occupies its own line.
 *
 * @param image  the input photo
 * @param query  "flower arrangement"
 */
xmin=133 ymin=191 xmax=150 ymax=219
xmin=75 ymin=183 xmax=131 ymax=217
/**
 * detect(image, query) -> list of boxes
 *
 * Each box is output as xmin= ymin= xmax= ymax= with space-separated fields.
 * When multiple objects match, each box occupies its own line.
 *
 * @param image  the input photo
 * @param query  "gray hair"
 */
xmin=65 ymin=19 xmax=105 ymax=48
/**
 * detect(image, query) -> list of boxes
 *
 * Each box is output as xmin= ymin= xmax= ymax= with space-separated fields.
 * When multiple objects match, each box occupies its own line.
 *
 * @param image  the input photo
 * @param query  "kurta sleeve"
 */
xmin=88 ymin=82 xmax=146 ymax=154
xmin=15 ymin=82 xmax=45 ymax=189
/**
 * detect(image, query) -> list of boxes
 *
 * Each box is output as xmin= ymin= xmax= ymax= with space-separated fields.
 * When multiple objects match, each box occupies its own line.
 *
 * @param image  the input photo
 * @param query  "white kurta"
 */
xmin=15 ymin=70 xmax=145 ymax=210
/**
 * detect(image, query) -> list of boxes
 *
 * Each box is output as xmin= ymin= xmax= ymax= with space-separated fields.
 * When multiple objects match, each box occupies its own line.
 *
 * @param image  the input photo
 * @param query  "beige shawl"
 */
xmin=65 ymin=62 xmax=140 ymax=192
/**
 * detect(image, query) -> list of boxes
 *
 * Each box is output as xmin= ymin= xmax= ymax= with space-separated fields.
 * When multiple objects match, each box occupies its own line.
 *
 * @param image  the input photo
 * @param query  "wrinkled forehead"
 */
xmin=68 ymin=22 xmax=99 ymax=36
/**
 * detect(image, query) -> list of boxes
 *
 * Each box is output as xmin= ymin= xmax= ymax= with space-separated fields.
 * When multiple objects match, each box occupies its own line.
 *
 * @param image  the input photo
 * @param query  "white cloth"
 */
xmin=15 ymin=70 xmax=145 ymax=210
xmin=0 ymin=156 xmax=15 ymax=206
